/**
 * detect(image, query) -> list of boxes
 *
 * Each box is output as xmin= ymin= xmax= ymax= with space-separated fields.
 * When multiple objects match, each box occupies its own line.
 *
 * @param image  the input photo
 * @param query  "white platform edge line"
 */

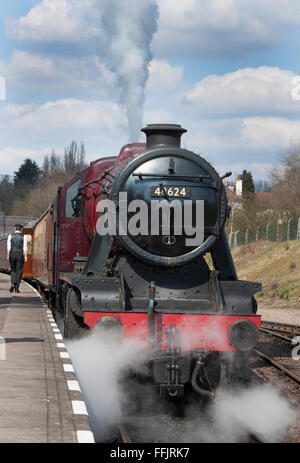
xmin=67 ymin=380 xmax=81 ymax=392
xmin=63 ymin=363 xmax=75 ymax=372
xmin=57 ymin=343 xmax=66 ymax=348
xmin=17 ymin=278 xmax=95 ymax=442
xmin=72 ymin=401 xmax=88 ymax=415
xmin=77 ymin=430 xmax=95 ymax=444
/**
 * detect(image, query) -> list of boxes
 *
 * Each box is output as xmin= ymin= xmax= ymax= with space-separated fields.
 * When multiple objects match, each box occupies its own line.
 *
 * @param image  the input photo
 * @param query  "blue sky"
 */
xmin=1 ymin=0 xmax=300 ymax=180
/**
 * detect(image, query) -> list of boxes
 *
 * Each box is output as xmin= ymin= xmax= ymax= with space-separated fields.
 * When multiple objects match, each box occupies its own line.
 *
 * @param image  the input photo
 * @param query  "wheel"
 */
xmin=64 ymin=287 xmax=88 ymax=339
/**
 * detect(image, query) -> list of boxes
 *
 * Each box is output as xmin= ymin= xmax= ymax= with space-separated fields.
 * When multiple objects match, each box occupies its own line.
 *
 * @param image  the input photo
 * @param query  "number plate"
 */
xmin=150 ymin=186 xmax=191 ymax=198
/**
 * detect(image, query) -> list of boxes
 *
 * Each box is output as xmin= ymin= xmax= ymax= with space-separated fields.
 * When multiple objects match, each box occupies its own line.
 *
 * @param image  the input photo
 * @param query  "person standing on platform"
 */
xmin=6 ymin=224 xmax=27 ymax=293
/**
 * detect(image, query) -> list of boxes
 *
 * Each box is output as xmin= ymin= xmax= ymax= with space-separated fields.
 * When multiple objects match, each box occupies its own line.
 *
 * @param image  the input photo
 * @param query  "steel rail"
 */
xmin=116 ymin=423 xmax=133 ymax=444
xmin=233 ymin=419 xmax=268 ymax=443
xmin=248 ymin=429 xmax=268 ymax=444
xmin=262 ymin=327 xmax=299 ymax=336
xmin=261 ymin=321 xmax=300 ymax=336
xmin=259 ymin=327 xmax=295 ymax=344
xmin=255 ymin=349 xmax=300 ymax=384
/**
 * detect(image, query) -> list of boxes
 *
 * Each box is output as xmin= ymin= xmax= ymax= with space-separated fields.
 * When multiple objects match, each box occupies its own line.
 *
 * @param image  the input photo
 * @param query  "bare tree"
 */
xmin=42 ymin=155 xmax=50 ymax=178
xmin=50 ymin=150 xmax=62 ymax=173
xmin=268 ymin=142 xmax=300 ymax=220
xmin=64 ymin=141 xmax=87 ymax=173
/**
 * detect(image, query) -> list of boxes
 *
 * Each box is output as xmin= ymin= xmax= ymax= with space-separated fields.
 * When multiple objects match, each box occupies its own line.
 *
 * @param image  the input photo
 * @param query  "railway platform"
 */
xmin=258 ymin=306 xmax=300 ymax=327
xmin=0 ymin=273 xmax=94 ymax=443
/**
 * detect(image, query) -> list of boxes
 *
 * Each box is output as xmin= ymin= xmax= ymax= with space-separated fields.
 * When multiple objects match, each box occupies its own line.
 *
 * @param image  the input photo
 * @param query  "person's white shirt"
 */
xmin=7 ymin=231 xmax=27 ymax=253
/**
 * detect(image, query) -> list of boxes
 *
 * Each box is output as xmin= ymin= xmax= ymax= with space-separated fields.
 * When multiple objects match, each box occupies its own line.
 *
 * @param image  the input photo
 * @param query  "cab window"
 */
xmin=65 ymin=179 xmax=82 ymax=218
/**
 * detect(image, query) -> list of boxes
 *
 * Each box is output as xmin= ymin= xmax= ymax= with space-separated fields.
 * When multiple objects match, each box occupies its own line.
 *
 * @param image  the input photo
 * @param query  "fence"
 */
xmin=228 ymin=218 xmax=300 ymax=248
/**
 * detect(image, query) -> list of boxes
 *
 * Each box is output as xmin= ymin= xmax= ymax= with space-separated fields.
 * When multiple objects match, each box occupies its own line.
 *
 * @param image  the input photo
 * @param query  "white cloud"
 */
xmin=146 ymin=59 xmax=183 ymax=93
xmin=5 ymin=0 xmax=159 ymax=142
xmin=0 ymin=50 xmax=117 ymax=99
xmin=183 ymin=66 xmax=300 ymax=118
xmin=143 ymin=108 xmax=177 ymax=126
xmin=6 ymin=0 xmax=104 ymax=44
xmin=0 ymin=147 xmax=47 ymax=173
xmin=161 ymin=114 xmax=300 ymax=174
xmin=1 ymin=99 xmax=300 ymax=179
xmin=215 ymin=162 xmax=274 ymax=180
xmin=241 ymin=116 xmax=300 ymax=148
xmin=0 ymin=99 xmax=131 ymax=174
xmin=0 ymin=103 xmax=35 ymax=119
xmin=1 ymin=99 xmax=127 ymax=133
xmin=0 ymin=98 xmax=130 ymax=156
xmin=10 ymin=0 xmax=300 ymax=59
xmin=154 ymin=0 xmax=300 ymax=57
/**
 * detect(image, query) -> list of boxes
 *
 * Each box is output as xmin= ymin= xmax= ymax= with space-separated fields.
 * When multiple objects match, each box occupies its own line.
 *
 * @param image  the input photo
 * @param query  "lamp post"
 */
xmin=287 ymin=218 xmax=292 ymax=241
xmin=229 ymin=202 xmax=238 ymax=248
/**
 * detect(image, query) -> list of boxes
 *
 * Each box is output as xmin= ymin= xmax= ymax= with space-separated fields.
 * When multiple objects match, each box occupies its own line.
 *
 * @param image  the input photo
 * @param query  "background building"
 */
xmin=0 ymin=215 xmax=36 ymax=236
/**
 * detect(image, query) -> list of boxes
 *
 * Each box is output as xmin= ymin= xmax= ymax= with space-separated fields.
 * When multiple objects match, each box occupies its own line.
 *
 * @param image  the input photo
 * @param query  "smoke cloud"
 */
xmin=101 ymin=0 xmax=159 ymax=142
xmin=65 ymin=313 xmax=295 ymax=443
xmin=66 ymin=330 xmax=146 ymax=442
xmin=209 ymin=384 xmax=295 ymax=442
xmin=67 ymin=325 xmax=296 ymax=443
xmin=157 ymin=384 xmax=296 ymax=443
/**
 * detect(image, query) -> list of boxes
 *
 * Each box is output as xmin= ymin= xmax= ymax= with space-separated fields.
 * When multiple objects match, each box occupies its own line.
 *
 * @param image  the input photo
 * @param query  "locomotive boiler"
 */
xmin=0 ymin=124 xmax=262 ymax=397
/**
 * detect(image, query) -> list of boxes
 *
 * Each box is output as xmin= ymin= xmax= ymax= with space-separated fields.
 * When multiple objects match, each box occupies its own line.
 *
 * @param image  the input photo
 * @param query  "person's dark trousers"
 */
xmin=9 ymin=252 xmax=24 ymax=290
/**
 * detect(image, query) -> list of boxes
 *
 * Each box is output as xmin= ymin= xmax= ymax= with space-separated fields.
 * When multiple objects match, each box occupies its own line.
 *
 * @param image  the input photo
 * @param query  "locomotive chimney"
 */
xmin=141 ymin=124 xmax=187 ymax=149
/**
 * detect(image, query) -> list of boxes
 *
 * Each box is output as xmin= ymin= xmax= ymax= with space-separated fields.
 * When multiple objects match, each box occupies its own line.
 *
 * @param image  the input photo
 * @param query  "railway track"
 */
xmin=253 ymin=322 xmax=300 ymax=443
xmin=109 ymin=322 xmax=300 ymax=445
xmin=247 ymin=430 xmax=267 ymax=443
xmin=257 ymin=320 xmax=300 ymax=385
xmin=260 ymin=327 xmax=297 ymax=344
xmin=115 ymin=416 xmax=268 ymax=443
xmin=255 ymin=349 xmax=300 ymax=384
xmin=116 ymin=423 xmax=133 ymax=444
xmin=261 ymin=321 xmax=300 ymax=337
xmin=240 ymin=423 xmax=268 ymax=443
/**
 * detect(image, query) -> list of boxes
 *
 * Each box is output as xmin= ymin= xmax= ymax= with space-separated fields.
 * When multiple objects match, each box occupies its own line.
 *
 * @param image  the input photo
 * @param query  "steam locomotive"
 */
xmin=0 ymin=124 xmax=261 ymax=397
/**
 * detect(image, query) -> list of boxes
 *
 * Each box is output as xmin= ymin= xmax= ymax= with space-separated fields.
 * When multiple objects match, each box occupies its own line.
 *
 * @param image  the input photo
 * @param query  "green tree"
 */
xmin=14 ymin=158 xmax=41 ymax=189
xmin=241 ymin=170 xmax=255 ymax=199
xmin=11 ymin=142 xmax=87 ymax=217
xmin=0 ymin=175 xmax=16 ymax=214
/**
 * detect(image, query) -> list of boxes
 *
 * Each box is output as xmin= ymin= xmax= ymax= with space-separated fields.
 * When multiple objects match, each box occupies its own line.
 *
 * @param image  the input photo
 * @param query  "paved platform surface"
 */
xmin=0 ymin=274 xmax=94 ymax=443
xmin=258 ymin=306 xmax=300 ymax=326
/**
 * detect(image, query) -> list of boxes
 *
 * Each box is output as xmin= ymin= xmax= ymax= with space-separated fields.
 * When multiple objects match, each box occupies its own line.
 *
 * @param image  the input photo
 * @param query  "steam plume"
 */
xmin=101 ymin=0 xmax=159 ymax=142
xmin=66 ymin=331 xmax=146 ymax=442
xmin=66 ymin=327 xmax=295 ymax=443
